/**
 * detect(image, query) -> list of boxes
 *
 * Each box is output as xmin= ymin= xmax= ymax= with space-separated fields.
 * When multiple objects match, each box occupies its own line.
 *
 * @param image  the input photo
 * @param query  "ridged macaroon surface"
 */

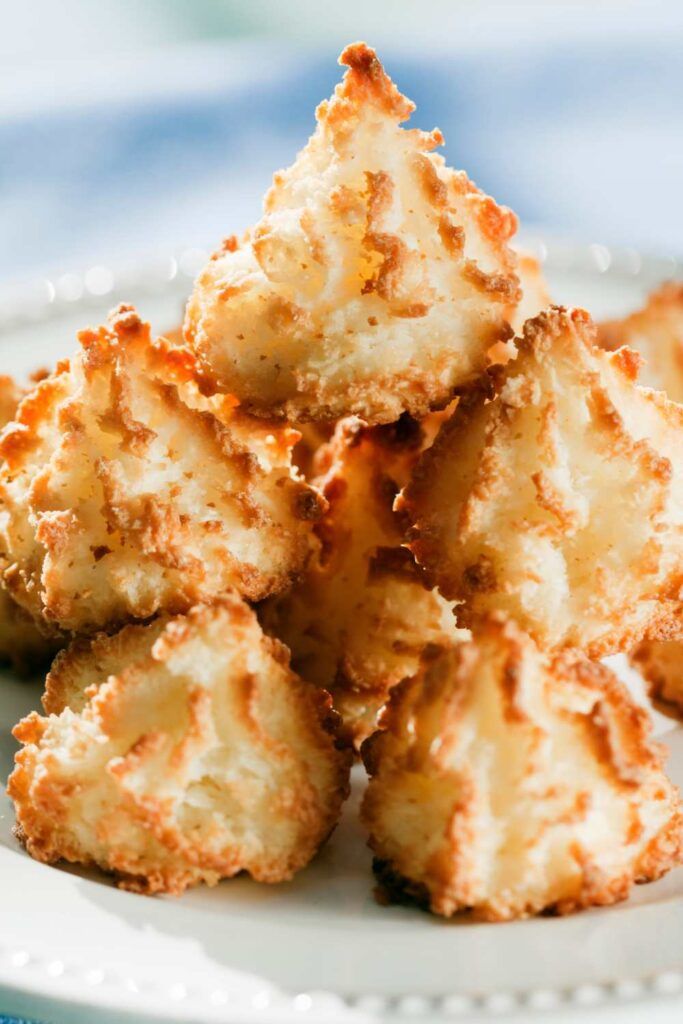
xmin=42 ymin=618 xmax=168 ymax=716
xmin=9 ymin=595 xmax=352 ymax=895
xmin=0 ymin=374 xmax=62 ymax=670
xmin=185 ymin=42 xmax=520 ymax=424
xmin=261 ymin=414 xmax=466 ymax=748
xmin=361 ymin=615 xmax=683 ymax=921
xmin=401 ymin=306 xmax=683 ymax=658
xmin=0 ymin=304 xmax=323 ymax=634
xmin=599 ymin=284 xmax=683 ymax=715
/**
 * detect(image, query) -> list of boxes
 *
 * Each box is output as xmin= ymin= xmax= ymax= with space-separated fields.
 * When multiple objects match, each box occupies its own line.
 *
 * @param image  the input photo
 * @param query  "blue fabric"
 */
xmin=1 ymin=36 xmax=681 ymax=284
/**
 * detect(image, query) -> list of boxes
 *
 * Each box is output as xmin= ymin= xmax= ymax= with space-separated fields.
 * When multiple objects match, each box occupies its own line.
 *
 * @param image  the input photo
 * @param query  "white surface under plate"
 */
xmin=1 ymin=239 xmax=683 ymax=1024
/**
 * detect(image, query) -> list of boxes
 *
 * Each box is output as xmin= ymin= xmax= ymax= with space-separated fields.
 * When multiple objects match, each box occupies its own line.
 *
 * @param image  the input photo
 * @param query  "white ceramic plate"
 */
xmin=1 ymin=239 xmax=683 ymax=1024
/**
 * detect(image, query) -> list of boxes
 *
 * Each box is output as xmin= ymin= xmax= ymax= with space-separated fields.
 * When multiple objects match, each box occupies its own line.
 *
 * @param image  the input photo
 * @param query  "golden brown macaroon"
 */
xmin=599 ymin=282 xmax=683 ymax=403
xmin=9 ymin=595 xmax=351 ymax=895
xmin=361 ymin=615 xmax=683 ymax=921
xmin=261 ymin=415 xmax=466 ymax=748
xmin=0 ymin=375 xmax=62 ymax=671
xmin=185 ymin=42 xmax=520 ymax=424
xmin=401 ymin=306 xmax=683 ymax=658
xmin=0 ymin=304 xmax=323 ymax=634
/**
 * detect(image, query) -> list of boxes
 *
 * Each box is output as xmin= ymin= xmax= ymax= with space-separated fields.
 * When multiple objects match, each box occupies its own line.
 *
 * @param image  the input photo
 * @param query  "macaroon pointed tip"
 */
xmin=337 ymin=41 xmax=415 ymax=121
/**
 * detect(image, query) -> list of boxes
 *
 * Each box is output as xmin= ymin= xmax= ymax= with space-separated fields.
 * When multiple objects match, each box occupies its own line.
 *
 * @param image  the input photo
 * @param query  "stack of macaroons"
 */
xmin=3 ymin=42 xmax=682 ymax=918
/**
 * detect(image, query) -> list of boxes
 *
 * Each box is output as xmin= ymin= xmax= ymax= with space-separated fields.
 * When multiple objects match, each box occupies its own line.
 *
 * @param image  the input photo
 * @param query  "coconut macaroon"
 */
xmin=9 ymin=595 xmax=352 ymax=895
xmin=401 ymin=306 xmax=683 ymax=658
xmin=599 ymin=283 xmax=683 ymax=403
xmin=631 ymin=634 xmax=683 ymax=718
xmin=0 ymin=375 xmax=62 ymax=671
xmin=0 ymin=304 xmax=323 ymax=635
xmin=185 ymin=42 xmax=520 ymax=424
xmin=261 ymin=415 xmax=465 ymax=747
xmin=361 ymin=615 xmax=683 ymax=921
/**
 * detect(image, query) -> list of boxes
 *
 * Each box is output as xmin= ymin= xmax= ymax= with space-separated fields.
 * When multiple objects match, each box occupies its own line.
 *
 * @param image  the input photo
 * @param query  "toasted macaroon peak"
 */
xmin=0 ymin=304 xmax=323 ymax=634
xmin=10 ymin=595 xmax=351 ymax=895
xmin=361 ymin=615 xmax=682 ymax=921
xmin=185 ymin=42 xmax=520 ymax=424
xmin=599 ymin=282 xmax=683 ymax=404
xmin=261 ymin=413 xmax=467 ymax=747
xmin=401 ymin=306 xmax=683 ymax=657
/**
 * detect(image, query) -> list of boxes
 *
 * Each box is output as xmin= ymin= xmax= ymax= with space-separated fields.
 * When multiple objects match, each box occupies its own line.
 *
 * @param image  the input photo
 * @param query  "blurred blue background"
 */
xmin=1 ymin=0 xmax=682 ymax=283
xmin=0 ymin=5 xmax=681 ymax=1022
